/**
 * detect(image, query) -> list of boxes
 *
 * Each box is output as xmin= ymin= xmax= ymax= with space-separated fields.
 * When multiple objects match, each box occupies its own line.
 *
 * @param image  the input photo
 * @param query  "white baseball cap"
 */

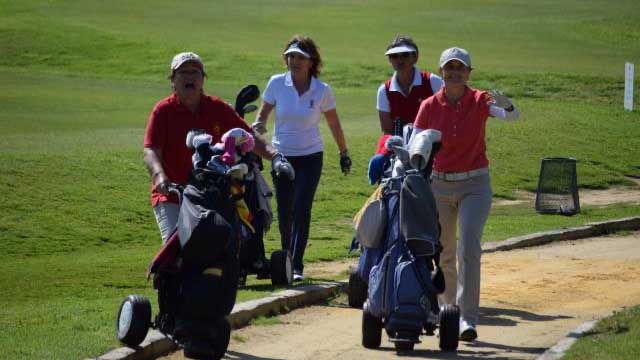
xmin=283 ymin=43 xmax=311 ymax=58
xmin=384 ymin=44 xmax=417 ymax=56
xmin=171 ymin=52 xmax=204 ymax=72
xmin=439 ymin=47 xmax=471 ymax=68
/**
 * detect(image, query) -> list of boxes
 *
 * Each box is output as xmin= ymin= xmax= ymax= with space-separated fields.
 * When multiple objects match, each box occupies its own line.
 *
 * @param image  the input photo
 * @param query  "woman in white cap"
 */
xmin=144 ymin=51 xmax=277 ymax=244
xmin=412 ymin=46 xmax=519 ymax=342
xmin=252 ymin=35 xmax=351 ymax=281
xmin=377 ymin=35 xmax=442 ymax=135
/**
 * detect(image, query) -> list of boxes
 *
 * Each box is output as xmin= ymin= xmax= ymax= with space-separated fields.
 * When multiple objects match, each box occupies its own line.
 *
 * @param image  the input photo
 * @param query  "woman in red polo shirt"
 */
xmin=413 ymin=47 xmax=519 ymax=342
xmin=144 ymin=52 xmax=276 ymax=244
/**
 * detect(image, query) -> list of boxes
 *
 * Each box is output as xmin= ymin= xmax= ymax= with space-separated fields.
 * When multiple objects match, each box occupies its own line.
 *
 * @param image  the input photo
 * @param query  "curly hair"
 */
xmin=386 ymin=34 xmax=419 ymax=54
xmin=282 ymin=35 xmax=322 ymax=77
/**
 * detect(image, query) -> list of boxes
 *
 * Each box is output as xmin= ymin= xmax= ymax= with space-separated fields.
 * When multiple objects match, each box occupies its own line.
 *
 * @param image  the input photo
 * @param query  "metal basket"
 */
xmin=535 ymin=157 xmax=580 ymax=215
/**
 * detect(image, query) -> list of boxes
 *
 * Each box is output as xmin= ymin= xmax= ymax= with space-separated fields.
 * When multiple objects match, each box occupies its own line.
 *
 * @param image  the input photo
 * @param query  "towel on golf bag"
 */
xmin=408 ymin=129 xmax=441 ymax=170
xmin=177 ymin=183 xmax=235 ymax=268
xmin=400 ymin=174 xmax=442 ymax=257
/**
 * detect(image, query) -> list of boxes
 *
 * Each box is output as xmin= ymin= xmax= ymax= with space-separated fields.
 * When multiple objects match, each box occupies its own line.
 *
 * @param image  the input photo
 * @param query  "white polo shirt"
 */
xmin=263 ymin=72 xmax=336 ymax=156
xmin=376 ymin=66 xmax=442 ymax=112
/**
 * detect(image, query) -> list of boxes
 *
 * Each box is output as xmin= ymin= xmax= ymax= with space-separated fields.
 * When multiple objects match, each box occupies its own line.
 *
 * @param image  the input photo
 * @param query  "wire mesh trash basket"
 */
xmin=535 ymin=157 xmax=580 ymax=215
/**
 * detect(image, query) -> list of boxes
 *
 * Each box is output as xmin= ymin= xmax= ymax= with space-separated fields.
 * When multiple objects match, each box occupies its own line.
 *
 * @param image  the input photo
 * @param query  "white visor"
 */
xmin=283 ymin=44 xmax=311 ymax=58
xmin=384 ymin=45 xmax=417 ymax=56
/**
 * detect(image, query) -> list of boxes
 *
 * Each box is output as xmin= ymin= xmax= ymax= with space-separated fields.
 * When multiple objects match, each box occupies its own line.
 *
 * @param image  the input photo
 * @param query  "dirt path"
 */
xmin=494 ymin=181 xmax=640 ymax=206
xmin=161 ymin=232 xmax=640 ymax=359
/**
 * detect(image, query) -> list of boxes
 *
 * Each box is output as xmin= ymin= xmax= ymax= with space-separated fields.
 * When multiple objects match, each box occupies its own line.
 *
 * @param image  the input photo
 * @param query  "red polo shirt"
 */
xmin=385 ymin=71 xmax=435 ymax=126
xmin=414 ymin=86 xmax=491 ymax=173
xmin=144 ymin=93 xmax=251 ymax=206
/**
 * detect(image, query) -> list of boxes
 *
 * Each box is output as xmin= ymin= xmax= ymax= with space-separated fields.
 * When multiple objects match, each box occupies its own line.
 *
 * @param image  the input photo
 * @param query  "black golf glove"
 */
xmin=271 ymin=153 xmax=295 ymax=180
xmin=340 ymin=149 xmax=352 ymax=175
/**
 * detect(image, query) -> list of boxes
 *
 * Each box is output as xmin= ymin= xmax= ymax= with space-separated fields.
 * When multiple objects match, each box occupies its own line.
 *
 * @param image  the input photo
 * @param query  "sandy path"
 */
xmin=160 ymin=232 xmax=640 ymax=360
xmin=494 ymin=182 xmax=640 ymax=206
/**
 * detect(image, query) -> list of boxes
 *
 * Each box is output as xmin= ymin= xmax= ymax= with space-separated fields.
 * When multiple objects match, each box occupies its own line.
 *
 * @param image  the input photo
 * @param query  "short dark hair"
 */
xmin=282 ymin=35 xmax=322 ymax=77
xmin=386 ymin=35 xmax=419 ymax=54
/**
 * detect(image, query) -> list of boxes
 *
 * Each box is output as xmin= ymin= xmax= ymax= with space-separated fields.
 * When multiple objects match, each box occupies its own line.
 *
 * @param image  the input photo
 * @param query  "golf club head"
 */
xmin=243 ymin=104 xmax=258 ymax=115
xmin=235 ymin=84 xmax=260 ymax=115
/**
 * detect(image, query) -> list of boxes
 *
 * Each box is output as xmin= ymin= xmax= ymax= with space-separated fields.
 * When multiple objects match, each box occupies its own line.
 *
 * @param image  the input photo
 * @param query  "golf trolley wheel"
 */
xmin=348 ymin=269 xmax=367 ymax=308
xmin=183 ymin=318 xmax=231 ymax=360
xmin=212 ymin=317 xmax=231 ymax=360
xmin=439 ymin=304 xmax=460 ymax=351
xmin=270 ymin=250 xmax=292 ymax=287
xmin=361 ymin=301 xmax=382 ymax=349
xmin=116 ymin=295 xmax=151 ymax=348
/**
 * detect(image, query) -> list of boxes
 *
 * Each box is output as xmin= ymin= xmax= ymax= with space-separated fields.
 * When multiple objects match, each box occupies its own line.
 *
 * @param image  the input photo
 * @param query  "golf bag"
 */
xmin=351 ymin=126 xmax=459 ymax=353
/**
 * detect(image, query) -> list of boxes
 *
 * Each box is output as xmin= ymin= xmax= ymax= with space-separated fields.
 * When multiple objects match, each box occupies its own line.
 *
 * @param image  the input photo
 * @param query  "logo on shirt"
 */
xmin=309 ymin=100 xmax=314 ymax=109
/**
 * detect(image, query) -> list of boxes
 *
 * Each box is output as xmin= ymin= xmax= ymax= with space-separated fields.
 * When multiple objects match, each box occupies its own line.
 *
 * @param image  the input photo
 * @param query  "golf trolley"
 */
xmin=115 ymin=85 xmax=291 ymax=360
xmin=348 ymin=124 xmax=460 ymax=354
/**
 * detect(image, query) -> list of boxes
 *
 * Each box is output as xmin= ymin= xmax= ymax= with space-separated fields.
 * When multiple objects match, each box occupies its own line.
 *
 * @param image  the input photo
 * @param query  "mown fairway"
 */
xmin=1 ymin=1 xmax=639 ymax=358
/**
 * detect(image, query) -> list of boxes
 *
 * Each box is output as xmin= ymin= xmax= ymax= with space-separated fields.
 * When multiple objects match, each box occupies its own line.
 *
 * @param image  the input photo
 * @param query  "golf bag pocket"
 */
xmin=177 ymin=186 xmax=233 ymax=268
xmin=355 ymin=198 xmax=386 ymax=249
xmin=393 ymin=260 xmax=432 ymax=315
xmin=179 ymin=268 xmax=233 ymax=321
xmin=357 ymin=246 xmax=382 ymax=283
xmin=367 ymin=244 xmax=398 ymax=318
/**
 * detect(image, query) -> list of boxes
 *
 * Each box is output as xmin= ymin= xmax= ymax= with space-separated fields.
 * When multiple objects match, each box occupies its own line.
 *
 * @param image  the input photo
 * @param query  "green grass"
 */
xmin=562 ymin=305 xmax=640 ymax=360
xmin=1 ymin=0 xmax=640 ymax=358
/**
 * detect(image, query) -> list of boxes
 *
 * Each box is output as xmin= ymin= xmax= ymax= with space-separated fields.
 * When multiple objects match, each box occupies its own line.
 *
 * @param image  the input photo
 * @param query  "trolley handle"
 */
xmin=167 ymin=183 xmax=184 ymax=204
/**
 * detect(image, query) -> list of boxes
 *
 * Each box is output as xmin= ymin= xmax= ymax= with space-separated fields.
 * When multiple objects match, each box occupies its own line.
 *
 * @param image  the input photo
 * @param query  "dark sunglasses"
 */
xmin=389 ymin=52 xmax=413 ymax=59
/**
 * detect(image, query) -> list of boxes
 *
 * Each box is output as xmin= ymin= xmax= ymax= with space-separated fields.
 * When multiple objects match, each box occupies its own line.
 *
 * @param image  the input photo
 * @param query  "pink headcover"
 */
xmin=219 ymin=128 xmax=255 ymax=166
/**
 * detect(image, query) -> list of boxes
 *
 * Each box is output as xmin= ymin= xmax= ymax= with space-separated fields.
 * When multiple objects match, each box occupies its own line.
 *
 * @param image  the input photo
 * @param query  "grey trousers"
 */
xmin=153 ymin=202 xmax=180 ymax=244
xmin=432 ymin=174 xmax=492 ymax=325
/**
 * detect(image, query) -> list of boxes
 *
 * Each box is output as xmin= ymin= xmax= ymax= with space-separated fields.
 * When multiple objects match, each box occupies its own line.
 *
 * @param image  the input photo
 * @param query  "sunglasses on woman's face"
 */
xmin=389 ymin=52 xmax=413 ymax=59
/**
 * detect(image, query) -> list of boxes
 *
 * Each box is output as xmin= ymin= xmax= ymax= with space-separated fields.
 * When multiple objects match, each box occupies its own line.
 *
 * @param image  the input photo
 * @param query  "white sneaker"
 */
xmin=293 ymin=272 xmax=304 ymax=282
xmin=459 ymin=319 xmax=477 ymax=342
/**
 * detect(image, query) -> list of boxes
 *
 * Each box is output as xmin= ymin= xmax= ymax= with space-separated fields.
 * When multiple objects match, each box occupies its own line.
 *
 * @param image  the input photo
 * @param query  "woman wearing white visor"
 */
xmin=252 ymin=35 xmax=351 ymax=281
xmin=376 ymin=35 xmax=442 ymax=135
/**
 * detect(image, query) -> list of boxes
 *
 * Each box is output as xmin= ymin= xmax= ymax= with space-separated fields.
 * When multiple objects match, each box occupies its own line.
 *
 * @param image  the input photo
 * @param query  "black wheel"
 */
xmin=348 ymin=269 xmax=368 ymax=308
xmin=439 ymin=304 xmax=460 ymax=351
xmin=183 ymin=338 xmax=212 ymax=360
xmin=394 ymin=341 xmax=415 ymax=354
xmin=212 ymin=318 xmax=231 ymax=360
xmin=116 ymin=295 xmax=151 ymax=347
xmin=362 ymin=301 xmax=382 ymax=349
xmin=270 ymin=250 xmax=292 ymax=287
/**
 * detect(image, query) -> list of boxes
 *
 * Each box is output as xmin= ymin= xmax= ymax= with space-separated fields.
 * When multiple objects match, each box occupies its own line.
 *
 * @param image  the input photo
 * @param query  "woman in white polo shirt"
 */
xmin=252 ymin=35 xmax=351 ymax=281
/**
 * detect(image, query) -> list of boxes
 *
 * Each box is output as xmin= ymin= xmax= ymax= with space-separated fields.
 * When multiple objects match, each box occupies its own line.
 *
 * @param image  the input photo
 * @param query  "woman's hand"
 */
xmin=489 ymin=89 xmax=514 ymax=111
xmin=340 ymin=149 xmax=352 ymax=175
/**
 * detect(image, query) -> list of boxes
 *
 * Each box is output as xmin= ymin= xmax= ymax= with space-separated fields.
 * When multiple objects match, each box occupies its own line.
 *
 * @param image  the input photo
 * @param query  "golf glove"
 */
xmin=251 ymin=121 xmax=267 ymax=135
xmin=340 ymin=150 xmax=352 ymax=175
xmin=490 ymin=89 xmax=513 ymax=110
xmin=271 ymin=153 xmax=295 ymax=180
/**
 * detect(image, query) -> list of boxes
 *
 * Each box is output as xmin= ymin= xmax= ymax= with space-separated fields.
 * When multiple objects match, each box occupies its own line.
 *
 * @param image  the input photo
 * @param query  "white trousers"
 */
xmin=152 ymin=202 xmax=180 ymax=244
